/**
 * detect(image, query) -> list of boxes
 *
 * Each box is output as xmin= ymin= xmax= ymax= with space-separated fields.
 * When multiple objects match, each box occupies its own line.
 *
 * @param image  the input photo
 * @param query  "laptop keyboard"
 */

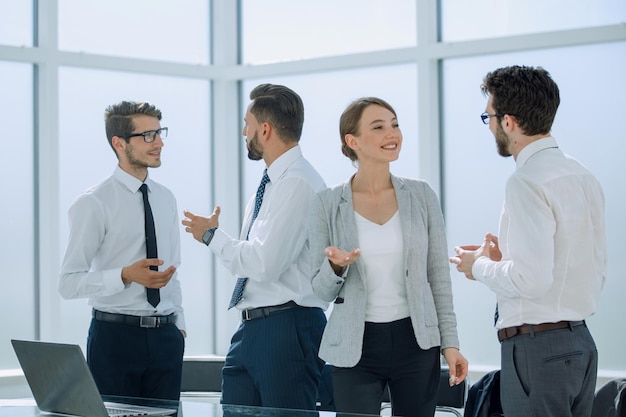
xmin=106 ymin=406 xmax=148 ymax=416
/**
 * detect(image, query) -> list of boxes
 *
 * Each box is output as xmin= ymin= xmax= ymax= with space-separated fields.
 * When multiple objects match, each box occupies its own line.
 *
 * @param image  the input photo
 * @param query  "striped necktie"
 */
xmin=228 ymin=170 xmax=270 ymax=309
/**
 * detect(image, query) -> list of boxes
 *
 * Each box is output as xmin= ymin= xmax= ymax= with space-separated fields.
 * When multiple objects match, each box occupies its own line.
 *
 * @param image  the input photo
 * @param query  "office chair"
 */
xmin=180 ymin=358 xmax=468 ymax=415
xmin=463 ymin=370 xmax=502 ymax=417
xmin=180 ymin=356 xmax=334 ymax=410
xmin=180 ymin=355 xmax=225 ymax=399
xmin=380 ymin=368 xmax=469 ymax=417
xmin=591 ymin=378 xmax=626 ymax=417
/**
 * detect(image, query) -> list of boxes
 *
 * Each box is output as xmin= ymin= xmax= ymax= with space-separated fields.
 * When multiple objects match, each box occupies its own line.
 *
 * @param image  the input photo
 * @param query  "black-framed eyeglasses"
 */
xmin=480 ymin=112 xmax=519 ymax=125
xmin=120 ymin=127 xmax=168 ymax=143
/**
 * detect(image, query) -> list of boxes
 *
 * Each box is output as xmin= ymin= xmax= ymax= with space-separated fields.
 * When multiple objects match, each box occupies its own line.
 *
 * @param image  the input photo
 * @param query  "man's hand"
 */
xmin=449 ymin=233 xmax=501 ymax=280
xmin=182 ymin=206 xmax=221 ymax=243
xmin=121 ymin=259 xmax=176 ymax=287
xmin=481 ymin=233 xmax=502 ymax=261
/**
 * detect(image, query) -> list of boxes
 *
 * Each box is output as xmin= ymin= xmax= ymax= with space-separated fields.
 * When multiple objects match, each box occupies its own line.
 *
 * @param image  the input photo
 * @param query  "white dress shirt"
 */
xmin=59 ymin=166 xmax=185 ymax=330
xmin=209 ymin=145 xmax=329 ymax=310
xmin=472 ymin=136 xmax=606 ymax=329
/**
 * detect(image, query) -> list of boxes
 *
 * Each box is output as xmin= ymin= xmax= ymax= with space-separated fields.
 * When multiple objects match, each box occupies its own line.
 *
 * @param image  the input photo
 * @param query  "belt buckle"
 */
xmin=140 ymin=316 xmax=159 ymax=328
xmin=243 ymin=310 xmax=251 ymax=321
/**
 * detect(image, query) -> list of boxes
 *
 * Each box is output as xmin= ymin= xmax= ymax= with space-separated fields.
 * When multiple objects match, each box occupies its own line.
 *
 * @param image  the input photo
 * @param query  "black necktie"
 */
xmin=228 ymin=170 xmax=270 ymax=309
xmin=140 ymin=184 xmax=160 ymax=307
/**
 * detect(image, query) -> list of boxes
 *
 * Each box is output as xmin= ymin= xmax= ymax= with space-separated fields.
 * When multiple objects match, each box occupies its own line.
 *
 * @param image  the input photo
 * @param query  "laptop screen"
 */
xmin=11 ymin=339 xmax=176 ymax=417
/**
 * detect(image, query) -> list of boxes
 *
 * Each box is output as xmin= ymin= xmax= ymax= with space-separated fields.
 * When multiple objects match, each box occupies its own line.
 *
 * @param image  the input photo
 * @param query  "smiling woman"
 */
xmin=309 ymin=97 xmax=467 ymax=417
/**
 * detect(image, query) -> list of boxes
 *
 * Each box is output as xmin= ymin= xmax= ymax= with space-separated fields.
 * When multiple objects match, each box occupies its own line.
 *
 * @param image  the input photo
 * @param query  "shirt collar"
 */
xmin=113 ymin=165 xmax=151 ymax=193
xmin=265 ymin=145 xmax=302 ymax=182
xmin=516 ymin=136 xmax=558 ymax=170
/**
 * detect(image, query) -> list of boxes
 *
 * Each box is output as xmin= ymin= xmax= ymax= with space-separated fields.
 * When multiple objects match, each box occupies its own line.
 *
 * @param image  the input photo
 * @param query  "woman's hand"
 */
xmin=325 ymin=246 xmax=361 ymax=275
xmin=442 ymin=347 xmax=468 ymax=386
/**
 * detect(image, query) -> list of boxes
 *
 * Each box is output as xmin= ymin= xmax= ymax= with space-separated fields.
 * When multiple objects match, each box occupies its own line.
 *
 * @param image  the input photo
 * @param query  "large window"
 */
xmin=0 ymin=2 xmax=32 ymax=47
xmin=241 ymin=0 xmax=417 ymax=64
xmin=441 ymin=0 xmax=626 ymax=41
xmin=58 ymin=0 xmax=210 ymax=64
xmin=1 ymin=1 xmax=625 ymax=380
xmin=0 ymin=62 xmax=35 ymax=368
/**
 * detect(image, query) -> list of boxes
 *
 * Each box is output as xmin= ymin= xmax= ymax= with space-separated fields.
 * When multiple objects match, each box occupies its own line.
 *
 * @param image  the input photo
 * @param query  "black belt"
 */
xmin=498 ymin=320 xmax=585 ymax=342
xmin=241 ymin=301 xmax=300 ymax=321
xmin=93 ymin=309 xmax=177 ymax=328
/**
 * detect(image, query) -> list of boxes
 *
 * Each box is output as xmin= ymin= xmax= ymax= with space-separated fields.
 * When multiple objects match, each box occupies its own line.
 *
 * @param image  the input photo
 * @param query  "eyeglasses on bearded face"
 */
xmin=480 ymin=112 xmax=518 ymax=125
xmin=119 ymin=127 xmax=168 ymax=143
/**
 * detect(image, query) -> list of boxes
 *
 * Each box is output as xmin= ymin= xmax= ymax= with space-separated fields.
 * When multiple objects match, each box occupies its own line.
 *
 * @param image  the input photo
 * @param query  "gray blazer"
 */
xmin=310 ymin=175 xmax=460 ymax=367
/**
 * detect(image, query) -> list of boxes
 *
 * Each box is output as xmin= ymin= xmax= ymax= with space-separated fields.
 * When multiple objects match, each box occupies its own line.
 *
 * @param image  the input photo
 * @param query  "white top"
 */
xmin=209 ymin=146 xmax=329 ymax=310
xmin=58 ymin=166 xmax=185 ymax=329
xmin=472 ymin=137 xmax=606 ymax=329
xmin=355 ymin=210 xmax=409 ymax=322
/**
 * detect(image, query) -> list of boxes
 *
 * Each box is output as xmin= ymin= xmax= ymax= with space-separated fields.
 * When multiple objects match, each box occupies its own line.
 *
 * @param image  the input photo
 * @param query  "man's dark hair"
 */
xmin=249 ymin=84 xmax=304 ymax=143
xmin=104 ymin=101 xmax=162 ymax=154
xmin=481 ymin=65 xmax=560 ymax=136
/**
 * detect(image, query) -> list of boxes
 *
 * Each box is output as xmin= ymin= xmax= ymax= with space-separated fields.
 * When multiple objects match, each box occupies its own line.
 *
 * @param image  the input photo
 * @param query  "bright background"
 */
xmin=1 ymin=0 xmax=625 ymax=387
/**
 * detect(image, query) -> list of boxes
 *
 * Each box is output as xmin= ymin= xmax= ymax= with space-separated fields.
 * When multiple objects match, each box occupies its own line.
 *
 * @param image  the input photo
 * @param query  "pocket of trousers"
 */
xmin=543 ymin=351 xmax=583 ymax=364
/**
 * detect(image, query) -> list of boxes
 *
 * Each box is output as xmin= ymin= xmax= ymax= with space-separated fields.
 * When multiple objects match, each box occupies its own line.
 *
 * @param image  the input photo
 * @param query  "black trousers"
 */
xmin=87 ymin=317 xmax=185 ymax=400
xmin=331 ymin=317 xmax=440 ymax=417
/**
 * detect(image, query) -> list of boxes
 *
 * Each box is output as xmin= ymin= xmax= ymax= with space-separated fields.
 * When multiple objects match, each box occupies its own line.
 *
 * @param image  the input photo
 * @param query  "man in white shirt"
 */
xmin=59 ymin=101 xmax=185 ymax=400
xmin=450 ymin=65 xmax=606 ymax=417
xmin=182 ymin=84 xmax=328 ymax=410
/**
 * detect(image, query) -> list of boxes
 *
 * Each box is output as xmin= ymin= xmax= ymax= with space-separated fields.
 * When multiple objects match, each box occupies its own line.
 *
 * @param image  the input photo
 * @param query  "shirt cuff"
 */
xmin=207 ymin=227 xmax=229 ymax=252
xmin=175 ymin=313 xmax=187 ymax=332
xmin=104 ymin=268 xmax=127 ymax=292
xmin=471 ymin=256 xmax=491 ymax=283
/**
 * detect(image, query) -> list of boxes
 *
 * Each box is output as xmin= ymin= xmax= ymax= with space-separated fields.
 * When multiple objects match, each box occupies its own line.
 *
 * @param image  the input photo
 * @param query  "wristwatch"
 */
xmin=202 ymin=228 xmax=217 ymax=246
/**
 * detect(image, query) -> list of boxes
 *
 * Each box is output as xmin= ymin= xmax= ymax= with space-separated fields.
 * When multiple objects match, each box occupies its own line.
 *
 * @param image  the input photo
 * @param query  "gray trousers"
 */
xmin=500 ymin=323 xmax=598 ymax=417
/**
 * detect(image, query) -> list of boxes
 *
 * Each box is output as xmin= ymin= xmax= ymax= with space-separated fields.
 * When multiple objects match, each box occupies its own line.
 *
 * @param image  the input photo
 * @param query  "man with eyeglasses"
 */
xmin=450 ymin=65 xmax=606 ymax=417
xmin=59 ymin=101 xmax=186 ymax=400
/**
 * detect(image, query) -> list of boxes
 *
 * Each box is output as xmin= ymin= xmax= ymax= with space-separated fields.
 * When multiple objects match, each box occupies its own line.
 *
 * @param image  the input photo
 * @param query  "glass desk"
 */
xmin=0 ymin=398 xmax=384 ymax=417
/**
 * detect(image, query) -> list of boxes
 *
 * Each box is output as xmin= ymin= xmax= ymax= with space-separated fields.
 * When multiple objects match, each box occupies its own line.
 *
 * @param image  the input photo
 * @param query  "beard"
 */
xmin=495 ymin=122 xmax=512 ymax=158
xmin=124 ymin=143 xmax=161 ymax=168
xmin=247 ymin=131 xmax=263 ymax=161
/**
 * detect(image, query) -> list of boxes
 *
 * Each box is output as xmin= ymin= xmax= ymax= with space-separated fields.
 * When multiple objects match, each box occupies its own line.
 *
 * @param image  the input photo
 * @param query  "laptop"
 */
xmin=11 ymin=339 xmax=177 ymax=417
